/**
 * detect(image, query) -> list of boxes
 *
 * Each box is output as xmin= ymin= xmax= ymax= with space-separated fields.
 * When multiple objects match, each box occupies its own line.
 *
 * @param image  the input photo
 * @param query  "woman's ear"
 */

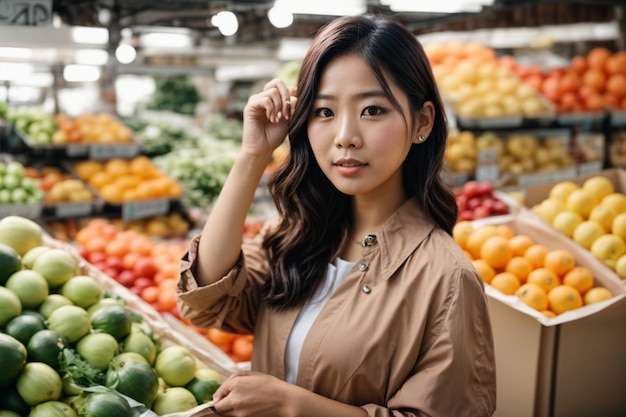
xmin=412 ymin=101 xmax=436 ymax=144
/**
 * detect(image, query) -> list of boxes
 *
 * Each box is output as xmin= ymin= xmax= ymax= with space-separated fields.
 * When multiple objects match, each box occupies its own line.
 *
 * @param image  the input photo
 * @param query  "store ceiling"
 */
xmin=51 ymin=0 xmax=621 ymax=44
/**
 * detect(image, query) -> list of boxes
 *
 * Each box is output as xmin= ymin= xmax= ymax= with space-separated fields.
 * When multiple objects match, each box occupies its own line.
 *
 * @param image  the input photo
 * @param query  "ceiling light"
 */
xmin=63 ymin=65 xmax=101 ymax=82
xmin=75 ymin=49 xmax=109 ymax=65
xmin=115 ymin=44 xmax=137 ymax=64
xmin=0 ymin=63 xmax=34 ymax=81
xmin=140 ymin=32 xmax=192 ymax=48
xmin=211 ymin=11 xmax=238 ymax=37
xmin=0 ymin=47 xmax=32 ymax=59
xmin=381 ymin=0 xmax=494 ymax=13
xmin=268 ymin=7 xmax=293 ymax=28
xmin=71 ymin=27 xmax=109 ymax=45
xmin=273 ymin=0 xmax=366 ymax=16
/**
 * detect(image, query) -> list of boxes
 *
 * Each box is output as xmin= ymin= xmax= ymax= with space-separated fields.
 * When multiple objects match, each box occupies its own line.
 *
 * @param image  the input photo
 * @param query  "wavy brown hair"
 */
xmin=263 ymin=14 xmax=457 ymax=309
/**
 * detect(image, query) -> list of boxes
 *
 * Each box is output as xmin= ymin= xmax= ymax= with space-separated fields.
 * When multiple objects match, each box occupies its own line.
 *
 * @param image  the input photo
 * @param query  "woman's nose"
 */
xmin=334 ymin=115 xmax=362 ymax=149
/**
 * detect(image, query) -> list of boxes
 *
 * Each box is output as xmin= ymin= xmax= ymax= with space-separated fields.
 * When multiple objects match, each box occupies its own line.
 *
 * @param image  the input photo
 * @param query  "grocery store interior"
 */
xmin=1 ymin=1 xmax=626 ymax=417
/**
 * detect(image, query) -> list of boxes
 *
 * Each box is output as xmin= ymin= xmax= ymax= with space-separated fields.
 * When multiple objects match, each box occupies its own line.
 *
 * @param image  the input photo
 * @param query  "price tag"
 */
xmin=66 ymin=145 xmax=89 ymax=157
xmin=0 ymin=203 xmax=43 ymax=218
xmin=55 ymin=202 xmax=92 ymax=218
xmin=0 ymin=0 xmax=52 ymax=26
xmin=122 ymin=199 xmax=169 ymax=221
xmin=519 ymin=173 xmax=554 ymax=187
xmin=578 ymin=163 xmax=602 ymax=176
xmin=89 ymin=144 xmax=139 ymax=160
xmin=476 ymin=149 xmax=499 ymax=182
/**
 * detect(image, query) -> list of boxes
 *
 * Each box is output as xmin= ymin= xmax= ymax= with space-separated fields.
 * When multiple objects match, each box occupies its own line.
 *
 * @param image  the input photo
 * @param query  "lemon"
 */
xmin=572 ymin=220 xmax=605 ymax=249
xmin=549 ymin=181 xmax=579 ymax=204
xmin=552 ymin=210 xmax=584 ymax=238
xmin=582 ymin=176 xmax=614 ymax=202
xmin=566 ymin=189 xmax=596 ymax=218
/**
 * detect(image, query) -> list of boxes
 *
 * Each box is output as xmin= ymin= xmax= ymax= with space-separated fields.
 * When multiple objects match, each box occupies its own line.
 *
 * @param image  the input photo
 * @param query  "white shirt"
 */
xmin=284 ymin=258 xmax=355 ymax=384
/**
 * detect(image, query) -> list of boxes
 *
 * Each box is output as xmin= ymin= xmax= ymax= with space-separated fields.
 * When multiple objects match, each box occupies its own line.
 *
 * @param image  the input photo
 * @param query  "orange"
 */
xmin=472 ymin=259 xmax=496 ymax=284
xmin=544 ymin=249 xmax=576 ymax=277
xmin=105 ymin=239 xmax=129 ymax=258
xmin=541 ymin=310 xmax=557 ymax=318
xmin=495 ymin=224 xmax=515 ymax=239
xmin=129 ymin=155 xmax=155 ymax=175
xmin=562 ymin=266 xmax=594 ymax=295
xmin=479 ymin=236 xmax=513 ymax=269
xmin=490 ymin=272 xmax=521 ymax=295
xmin=231 ymin=336 xmax=254 ymax=362
xmin=104 ymin=158 xmax=130 ymax=177
xmin=88 ymin=171 xmax=114 ymax=190
xmin=207 ymin=328 xmax=238 ymax=346
xmin=527 ymin=268 xmax=560 ymax=293
xmin=508 ymin=234 xmax=535 ymax=257
xmin=99 ymin=184 xmax=124 ymax=203
xmin=583 ymin=287 xmax=613 ymax=305
xmin=466 ymin=225 xmax=499 ymax=259
xmin=524 ymin=244 xmax=549 ymax=269
xmin=504 ymin=256 xmax=533 ymax=283
xmin=515 ymin=282 xmax=549 ymax=311
xmin=463 ymin=250 xmax=473 ymax=260
xmin=548 ymin=285 xmax=583 ymax=314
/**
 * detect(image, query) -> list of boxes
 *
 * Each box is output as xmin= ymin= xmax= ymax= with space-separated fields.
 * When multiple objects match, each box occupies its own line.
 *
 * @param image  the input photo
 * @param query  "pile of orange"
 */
xmin=73 ymin=156 xmax=184 ymax=203
xmin=454 ymin=221 xmax=614 ymax=316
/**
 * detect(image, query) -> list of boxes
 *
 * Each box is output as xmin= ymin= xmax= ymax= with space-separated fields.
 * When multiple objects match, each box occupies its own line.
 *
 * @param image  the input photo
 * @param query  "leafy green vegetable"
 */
xmin=146 ymin=76 xmax=200 ymax=115
xmin=58 ymin=348 xmax=106 ymax=388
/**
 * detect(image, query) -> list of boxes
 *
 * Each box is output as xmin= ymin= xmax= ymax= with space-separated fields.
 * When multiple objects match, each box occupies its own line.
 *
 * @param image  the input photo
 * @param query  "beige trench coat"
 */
xmin=177 ymin=198 xmax=496 ymax=417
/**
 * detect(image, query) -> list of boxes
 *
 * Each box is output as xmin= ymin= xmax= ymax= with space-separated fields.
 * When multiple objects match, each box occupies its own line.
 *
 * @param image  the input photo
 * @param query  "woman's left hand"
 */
xmin=211 ymin=371 xmax=292 ymax=417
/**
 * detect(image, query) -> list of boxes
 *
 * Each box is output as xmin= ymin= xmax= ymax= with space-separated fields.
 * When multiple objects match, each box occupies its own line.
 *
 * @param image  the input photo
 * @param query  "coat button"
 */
xmin=358 ymin=263 xmax=368 ymax=271
xmin=361 ymin=234 xmax=377 ymax=247
xmin=362 ymin=285 xmax=372 ymax=294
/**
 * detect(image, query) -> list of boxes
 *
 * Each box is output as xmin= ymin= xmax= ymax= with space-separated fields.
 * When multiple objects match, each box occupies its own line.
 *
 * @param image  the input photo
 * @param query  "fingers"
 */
xmin=262 ymin=79 xmax=293 ymax=122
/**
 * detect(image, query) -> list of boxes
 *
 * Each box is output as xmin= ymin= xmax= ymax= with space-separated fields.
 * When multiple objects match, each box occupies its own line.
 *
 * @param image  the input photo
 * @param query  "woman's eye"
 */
xmin=314 ymin=108 xmax=333 ymax=118
xmin=362 ymin=106 xmax=384 ymax=116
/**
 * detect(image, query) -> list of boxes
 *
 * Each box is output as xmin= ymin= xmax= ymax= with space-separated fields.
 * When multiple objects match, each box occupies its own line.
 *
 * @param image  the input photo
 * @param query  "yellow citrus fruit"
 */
xmin=590 ymin=234 xmax=626 ymax=270
xmin=582 ymin=175 xmax=614 ymax=202
xmin=472 ymin=259 xmax=496 ymax=284
xmin=504 ymin=256 xmax=533 ymax=283
xmin=611 ymin=212 xmax=626 ymax=241
xmin=552 ymin=210 xmax=584 ymax=238
xmin=537 ymin=198 xmax=566 ymax=223
xmin=466 ymin=225 xmax=499 ymax=259
xmin=548 ymin=285 xmax=583 ymax=314
xmin=615 ymin=254 xmax=626 ymax=279
xmin=524 ymin=244 xmax=550 ymax=269
xmin=588 ymin=204 xmax=616 ymax=232
xmin=527 ymin=268 xmax=560 ymax=293
xmin=565 ymin=189 xmax=596 ymax=218
xmin=515 ymin=282 xmax=549 ymax=311
xmin=490 ymin=272 xmax=521 ymax=295
xmin=543 ymin=249 xmax=576 ymax=277
xmin=583 ymin=287 xmax=613 ymax=305
xmin=541 ymin=309 xmax=557 ymax=318
xmin=480 ymin=236 xmax=513 ymax=269
xmin=508 ymin=234 xmax=535 ymax=257
xmin=572 ymin=220 xmax=605 ymax=249
xmin=562 ymin=266 xmax=594 ymax=295
xmin=453 ymin=221 xmax=475 ymax=250
xmin=548 ymin=181 xmax=579 ymax=204
xmin=601 ymin=192 xmax=626 ymax=215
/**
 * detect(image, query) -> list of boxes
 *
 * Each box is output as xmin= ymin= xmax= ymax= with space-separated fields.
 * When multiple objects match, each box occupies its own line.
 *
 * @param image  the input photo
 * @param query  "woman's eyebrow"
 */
xmin=315 ymin=90 xmax=387 ymax=100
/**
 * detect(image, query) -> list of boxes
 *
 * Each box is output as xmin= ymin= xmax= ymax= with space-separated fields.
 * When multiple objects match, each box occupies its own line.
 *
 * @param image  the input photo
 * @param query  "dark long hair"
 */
xmin=263 ymin=14 xmax=457 ymax=309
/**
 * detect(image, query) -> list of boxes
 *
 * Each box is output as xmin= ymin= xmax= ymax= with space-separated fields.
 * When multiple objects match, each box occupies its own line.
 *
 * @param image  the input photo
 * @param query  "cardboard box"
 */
xmin=475 ymin=212 xmax=626 ymax=417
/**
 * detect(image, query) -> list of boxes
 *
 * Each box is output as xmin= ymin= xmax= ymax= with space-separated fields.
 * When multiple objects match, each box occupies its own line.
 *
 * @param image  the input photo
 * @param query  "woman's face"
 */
xmin=307 ymin=54 xmax=417 ymax=203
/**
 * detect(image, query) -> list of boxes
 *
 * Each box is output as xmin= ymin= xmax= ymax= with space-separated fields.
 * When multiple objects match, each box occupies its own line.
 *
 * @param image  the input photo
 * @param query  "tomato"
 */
xmin=116 ymin=270 xmax=137 ymax=287
xmin=133 ymin=257 xmax=157 ymax=280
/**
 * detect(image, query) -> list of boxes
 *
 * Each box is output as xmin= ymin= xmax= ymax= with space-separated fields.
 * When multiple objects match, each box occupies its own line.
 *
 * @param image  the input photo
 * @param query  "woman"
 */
xmin=177 ymin=14 xmax=496 ymax=417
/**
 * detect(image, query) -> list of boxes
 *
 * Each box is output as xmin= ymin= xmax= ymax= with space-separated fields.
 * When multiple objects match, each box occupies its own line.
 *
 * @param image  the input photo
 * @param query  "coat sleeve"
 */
xmin=176 ymin=223 xmax=274 ymax=334
xmin=361 ymin=266 xmax=497 ymax=417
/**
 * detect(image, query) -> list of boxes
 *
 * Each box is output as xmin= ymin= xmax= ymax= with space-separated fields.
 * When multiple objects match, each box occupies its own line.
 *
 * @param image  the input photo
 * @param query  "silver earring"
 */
xmin=418 ymin=135 xmax=425 ymax=142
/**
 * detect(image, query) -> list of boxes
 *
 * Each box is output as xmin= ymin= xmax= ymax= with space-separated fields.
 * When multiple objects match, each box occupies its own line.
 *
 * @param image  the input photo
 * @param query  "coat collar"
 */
xmin=360 ymin=198 xmax=435 ymax=281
